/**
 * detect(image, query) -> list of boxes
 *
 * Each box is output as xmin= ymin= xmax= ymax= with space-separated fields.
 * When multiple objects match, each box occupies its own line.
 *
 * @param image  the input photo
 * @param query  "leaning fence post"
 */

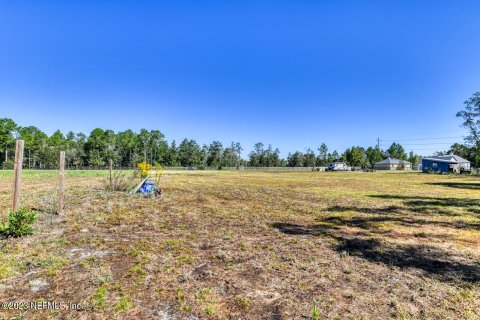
xmin=11 ymin=140 xmax=24 ymax=213
xmin=58 ymin=151 xmax=65 ymax=215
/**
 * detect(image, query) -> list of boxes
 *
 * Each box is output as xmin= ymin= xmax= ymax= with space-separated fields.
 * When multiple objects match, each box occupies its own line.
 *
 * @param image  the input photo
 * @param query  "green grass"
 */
xmin=0 ymin=169 xmax=111 ymax=178
xmin=114 ymin=295 xmax=132 ymax=313
xmin=91 ymin=285 xmax=108 ymax=309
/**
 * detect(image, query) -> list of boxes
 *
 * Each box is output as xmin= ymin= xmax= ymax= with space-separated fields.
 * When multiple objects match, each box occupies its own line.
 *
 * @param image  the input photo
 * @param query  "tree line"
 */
xmin=1 ymin=91 xmax=478 ymax=169
xmin=0 ymin=121 xmax=243 ymax=169
xmin=0 ymin=119 xmax=468 ymax=169
xmin=0 ymin=119 xmax=422 ymax=169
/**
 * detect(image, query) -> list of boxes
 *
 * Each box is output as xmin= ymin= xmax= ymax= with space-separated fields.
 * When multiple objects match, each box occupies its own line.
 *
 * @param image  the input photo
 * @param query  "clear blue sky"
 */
xmin=1 ymin=1 xmax=479 ymax=157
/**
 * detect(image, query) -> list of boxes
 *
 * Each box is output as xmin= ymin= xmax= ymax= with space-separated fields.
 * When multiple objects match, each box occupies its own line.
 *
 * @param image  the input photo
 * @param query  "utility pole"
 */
xmin=377 ymin=138 xmax=380 ymax=149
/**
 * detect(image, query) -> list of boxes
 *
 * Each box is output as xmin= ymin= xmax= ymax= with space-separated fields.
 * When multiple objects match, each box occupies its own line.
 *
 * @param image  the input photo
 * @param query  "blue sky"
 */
xmin=1 ymin=1 xmax=479 ymax=157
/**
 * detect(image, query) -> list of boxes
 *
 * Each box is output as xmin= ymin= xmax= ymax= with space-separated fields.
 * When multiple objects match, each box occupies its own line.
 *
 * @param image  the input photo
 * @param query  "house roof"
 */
xmin=375 ymin=157 xmax=411 ymax=165
xmin=431 ymin=154 xmax=470 ymax=163
xmin=422 ymin=157 xmax=454 ymax=163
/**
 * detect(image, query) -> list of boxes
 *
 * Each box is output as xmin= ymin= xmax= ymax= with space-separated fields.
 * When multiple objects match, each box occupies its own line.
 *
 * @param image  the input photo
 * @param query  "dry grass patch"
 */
xmin=0 ymin=170 xmax=479 ymax=319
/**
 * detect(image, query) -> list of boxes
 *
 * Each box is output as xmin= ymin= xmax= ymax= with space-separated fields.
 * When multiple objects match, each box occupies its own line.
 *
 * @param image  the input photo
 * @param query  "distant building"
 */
xmin=328 ymin=162 xmax=348 ymax=171
xmin=422 ymin=155 xmax=471 ymax=173
xmin=415 ymin=157 xmax=423 ymax=171
xmin=374 ymin=157 xmax=412 ymax=170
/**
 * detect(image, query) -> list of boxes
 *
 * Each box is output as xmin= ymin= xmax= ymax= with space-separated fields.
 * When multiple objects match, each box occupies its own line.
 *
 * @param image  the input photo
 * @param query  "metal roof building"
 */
xmin=421 ymin=155 xmax=471 ymax=173
xmin=374 ymin=157 xmax=412 ymax=170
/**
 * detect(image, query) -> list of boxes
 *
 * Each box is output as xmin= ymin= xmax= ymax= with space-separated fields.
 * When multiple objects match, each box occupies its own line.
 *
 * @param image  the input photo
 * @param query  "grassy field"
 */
xmin=0 ymin=170 xmax=479 ymax=319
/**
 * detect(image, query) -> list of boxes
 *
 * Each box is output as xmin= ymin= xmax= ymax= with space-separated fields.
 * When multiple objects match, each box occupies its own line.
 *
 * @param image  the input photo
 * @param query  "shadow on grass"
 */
xmin=369 ymin=194 xmax=480 ymax=215
xmin=427 ymin=182 xmax=480 ymax=190
xmin=272 ymin=193 xmax=480 ymax=282
xmin=325 ymin=205 xmax=480 ymax=230
xmin=272 ymin=222 xmax=480 ymax=283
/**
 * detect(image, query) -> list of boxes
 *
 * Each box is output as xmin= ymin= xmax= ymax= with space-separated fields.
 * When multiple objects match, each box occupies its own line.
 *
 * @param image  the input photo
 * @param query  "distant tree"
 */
xmin=65 ymin=131 xmax=75 ymax=142
xmin=317 ymin=143 xmax=328 ymax=166
xmin=345 ymin=146 xmax=367 ymax=168
xmin=233 ymin=142 xmax=243 ymax=167
xmin=0 ymin=118 xmax=18 ymax=165
xmin=287 ymin=151 xmax=304 ymax=167
xmin=117 ymin=130 xmax=138 ymax=166
xmin=49 ymin=130 xmax=66 ymax=148
xmin=155 ymin=140 xmax=170 ymax=165
xmin=101 ymin=130 xmax=117 ymax=163
xmin=433 ymin=151 xmax=446 ymax=157
xmin=64 ymin=132 xmax=85 ymax=168
xmin=222 ymin=146 xmax=234 ymax=167
xmin=18 ymin=126 xmax=46 ymax=169
xmin=448 ymin=143 xmax=470 ymax=156
xmin=330 ymin=150 xmax=340 ymax=162
xmin=387 ymin=142 xmax=407 ymax=160
xmin=366 ymin=146 xmax=384 ymax=168
xmin=457 ymin=91 xmax=480 ymax=144
xmin=447 ymin=143 xmax=478 ymax=165
xmin=178 ymin=139 xmax=203 ymax=167
xmin=201 ymin=144 xmax=209 ymax=166
xmin=165 ymin=140 xmax=179 ymax=166
xmin=206 ymin=141 xmax=224 ymax=168
xmin=43 ymin=130 xmax=67 ymax=167
xmin=148 ymin=130 xmax=165 ymax=165
xmin=221 ymin=142 xmax=243 ymax=167
xmin=138 ymin=129 xmax=151 ymax=163
xmin=263 ymin=144 xmax=281 ymax=167
xmin=85 ymin=128 xmax=107 ymax=166
xmin=74 ymin=132 xmax=87 ymax=167
xmin=304 ymin=148 xmax=316 ymax=167
xmin=408 ymin=151 xmax=420 ymax=166
xmin=87 ymin=149 xmax=104 ymax=166
xmin=249 ymin=142 xmax=264 ymax=167
xmin=456 ymin=91 xmax=480 ymax=165
xmin=248 ymin=142 xmax=281 ymax=167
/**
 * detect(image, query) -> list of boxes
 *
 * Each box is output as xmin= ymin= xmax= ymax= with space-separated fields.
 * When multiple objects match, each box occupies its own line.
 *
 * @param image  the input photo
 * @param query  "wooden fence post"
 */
xmin=109 ymin=159 xmax=113 ymax=189
xmin=11 ymin=140 xmax=24 ymax=213
xmin=58 ymin=151 xmax=65 ymax=215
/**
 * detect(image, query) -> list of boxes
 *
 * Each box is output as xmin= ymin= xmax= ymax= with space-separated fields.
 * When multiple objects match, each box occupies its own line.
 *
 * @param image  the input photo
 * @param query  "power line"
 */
xmin=400 ymin=142 xmax=460 ymax=146
xmin=405 ymin=149 xmax=453 ymax=151
xmin=381 ymin=136 xmax=464 ymax=142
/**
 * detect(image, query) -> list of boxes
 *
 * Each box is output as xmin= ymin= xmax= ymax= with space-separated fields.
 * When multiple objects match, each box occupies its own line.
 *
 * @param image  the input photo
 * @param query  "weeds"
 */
xmin=104 ymin=170 xmax=137 ymax=192
xmin=36 ymin=190 xmax=57 ymax=214
xmin=92 ymin=285 xmax=108 ymax=309
xmin=312 ymin=305 xmax=320 ymax=320
xmin=0 ymin=257 xmax=16 ymax=279
xmin=0 ymin=208 xmax=37 ymax=237
xmin=32 ymin=256 xmax=68 ymax=276
xmin=114 ymin=295 xmax=132 ymax=313
xmin=235 ymin=296 xmax=251 ymax=310
xmin=153 ymin=164 xmax=165 ymax=186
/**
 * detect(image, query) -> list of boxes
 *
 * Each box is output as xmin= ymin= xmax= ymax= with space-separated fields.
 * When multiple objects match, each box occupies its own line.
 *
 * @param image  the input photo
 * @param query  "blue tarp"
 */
xmin=139 ymin=180 xmax=158 ymax=193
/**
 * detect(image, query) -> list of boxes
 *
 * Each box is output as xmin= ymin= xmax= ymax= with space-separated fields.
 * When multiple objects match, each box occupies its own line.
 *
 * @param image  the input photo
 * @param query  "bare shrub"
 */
xmin=105 ymin=169 xmax=137 ymax=192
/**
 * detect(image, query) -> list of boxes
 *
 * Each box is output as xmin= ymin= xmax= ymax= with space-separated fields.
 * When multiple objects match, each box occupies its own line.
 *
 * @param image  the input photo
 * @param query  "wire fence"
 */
xmin=161 ymin=166 xmax=325 ymax=171
xmin=2 ymin=165 xmax=326 ymax=171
